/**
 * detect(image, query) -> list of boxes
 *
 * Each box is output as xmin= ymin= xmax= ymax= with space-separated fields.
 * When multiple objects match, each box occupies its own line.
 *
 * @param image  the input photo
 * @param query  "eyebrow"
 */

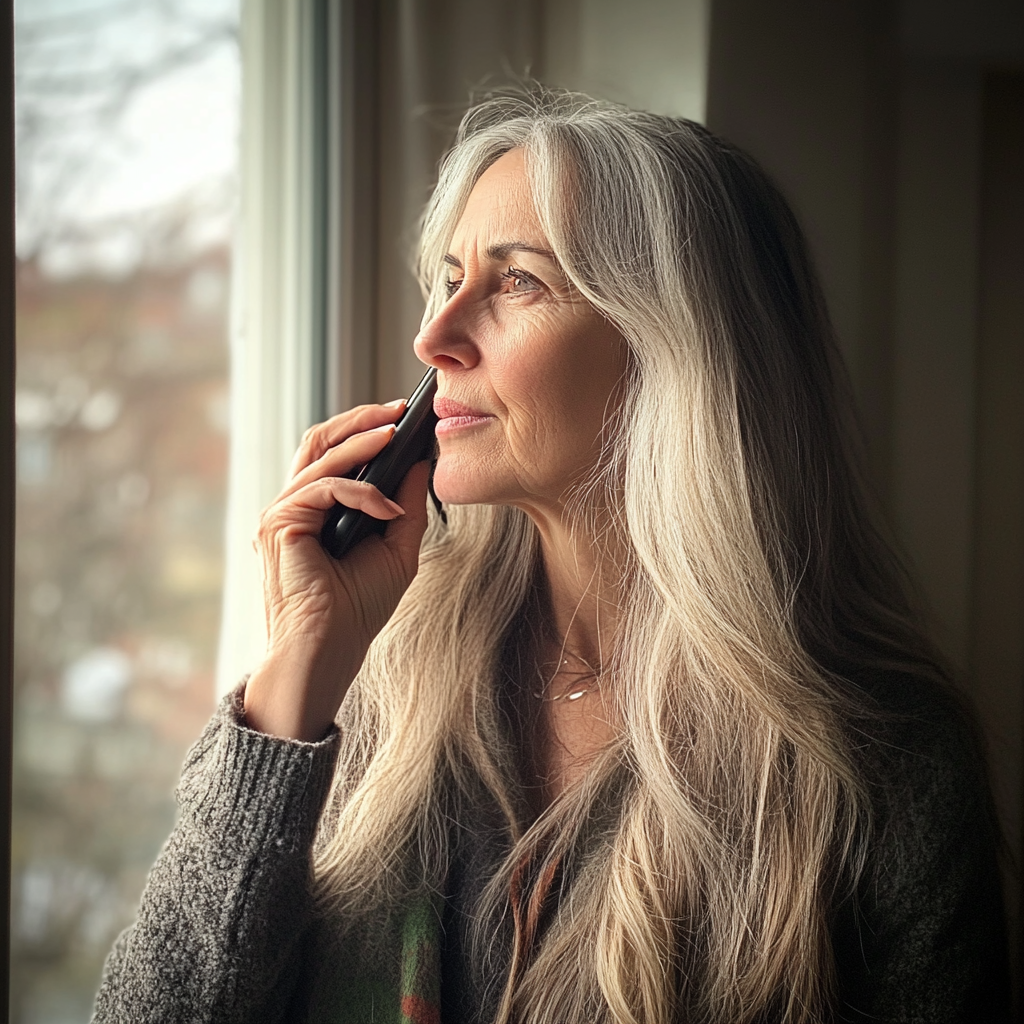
xmin=443 ymin=241 xmax=559 ymax=269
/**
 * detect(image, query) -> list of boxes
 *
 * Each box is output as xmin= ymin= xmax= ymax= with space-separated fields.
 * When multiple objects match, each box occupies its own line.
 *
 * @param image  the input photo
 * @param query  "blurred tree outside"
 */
xmin=12 ymin=1 xmax=239 ymax=1020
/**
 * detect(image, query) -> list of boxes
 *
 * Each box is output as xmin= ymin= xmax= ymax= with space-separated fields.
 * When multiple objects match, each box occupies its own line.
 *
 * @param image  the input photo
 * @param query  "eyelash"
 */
xmin=443 ymin=266 xmax=538 ymax=298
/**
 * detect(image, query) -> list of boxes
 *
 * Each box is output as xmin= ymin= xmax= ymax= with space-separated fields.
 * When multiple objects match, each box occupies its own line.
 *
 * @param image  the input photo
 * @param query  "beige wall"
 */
xmin=889 ymin=63 xmax=981 ymax=671
xmin=704 ymin=3 xmax=1024 ymax=994
xmin=542 ymin=0 xmax=707 ymax=120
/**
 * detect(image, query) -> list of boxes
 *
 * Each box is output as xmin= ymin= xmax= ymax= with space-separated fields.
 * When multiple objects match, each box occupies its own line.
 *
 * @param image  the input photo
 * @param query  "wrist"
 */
xmin=243 ymin=641 xmax=359 ymax=742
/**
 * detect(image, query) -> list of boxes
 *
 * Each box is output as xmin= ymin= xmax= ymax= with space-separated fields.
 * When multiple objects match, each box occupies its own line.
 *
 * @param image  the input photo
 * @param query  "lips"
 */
xmin=433 ymin=397 xmax=491 ymax=419
xmin=433 ymin=396 xmax=494 ymax=436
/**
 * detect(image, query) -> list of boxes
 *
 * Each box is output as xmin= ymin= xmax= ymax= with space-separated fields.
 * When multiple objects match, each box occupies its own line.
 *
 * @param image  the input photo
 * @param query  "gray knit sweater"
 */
xmin=90 ymin=675 xmax=1010 ymax=1023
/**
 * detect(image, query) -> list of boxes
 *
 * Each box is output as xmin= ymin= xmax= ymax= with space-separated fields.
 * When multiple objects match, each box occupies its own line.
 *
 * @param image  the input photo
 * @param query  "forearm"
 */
xmin=91 ymin=684 xmax=341 ymax=1024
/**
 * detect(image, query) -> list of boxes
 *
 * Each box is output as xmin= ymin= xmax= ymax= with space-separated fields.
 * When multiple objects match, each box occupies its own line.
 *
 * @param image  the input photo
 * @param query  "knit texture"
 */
xmin=90 ymin=675 xmax=1010 ymax=1023
xmin=91 ymin=685 xmax=341 ymax=1023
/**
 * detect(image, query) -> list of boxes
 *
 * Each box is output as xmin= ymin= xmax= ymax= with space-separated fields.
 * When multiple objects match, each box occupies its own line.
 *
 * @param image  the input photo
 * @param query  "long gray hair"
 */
xmin=315 ymin=85 xmax=942 ymax=1024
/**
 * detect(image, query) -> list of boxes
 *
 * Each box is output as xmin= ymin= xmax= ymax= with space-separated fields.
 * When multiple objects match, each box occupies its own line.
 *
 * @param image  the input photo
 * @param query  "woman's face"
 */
xmin=413 ymin=148 xmax=627 ymax=514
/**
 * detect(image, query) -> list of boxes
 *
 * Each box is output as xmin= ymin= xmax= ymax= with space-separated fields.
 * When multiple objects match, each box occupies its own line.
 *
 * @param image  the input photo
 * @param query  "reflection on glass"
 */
xmin=13 ymin=1 xmax=239 ymax=1019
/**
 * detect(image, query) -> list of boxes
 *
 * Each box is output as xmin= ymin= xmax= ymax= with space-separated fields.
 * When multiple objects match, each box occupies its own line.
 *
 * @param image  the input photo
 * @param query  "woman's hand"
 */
xmin=243 ymin=400 xmax=431 ymax=741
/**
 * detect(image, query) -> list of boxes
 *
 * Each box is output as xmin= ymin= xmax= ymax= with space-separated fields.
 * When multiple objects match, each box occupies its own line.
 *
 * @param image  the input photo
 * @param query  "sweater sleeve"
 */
xmin=90 ymin=682 xmax=342 ymax=1024
xmin=833 ymin=681 xmax=1011 ymax=1024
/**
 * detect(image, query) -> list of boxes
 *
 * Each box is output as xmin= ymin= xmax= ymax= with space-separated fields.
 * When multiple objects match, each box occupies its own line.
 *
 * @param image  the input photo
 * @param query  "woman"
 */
xmin=92 ymin=87 xmax=1008 ymax=1024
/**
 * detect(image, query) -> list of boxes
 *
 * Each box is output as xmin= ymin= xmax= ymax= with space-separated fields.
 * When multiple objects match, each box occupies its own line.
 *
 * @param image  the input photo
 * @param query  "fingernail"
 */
xmin=384 ymin=398 xmax=406 ymax=408
xmin=384 ymin=498 xmax=405 ymax=515
xmin=370 ymin=423 xmax=395 ymax=433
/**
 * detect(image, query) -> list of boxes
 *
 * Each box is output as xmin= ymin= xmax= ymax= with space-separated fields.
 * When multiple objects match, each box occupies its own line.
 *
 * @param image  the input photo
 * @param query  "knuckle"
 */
xmin=301 ymin=423 xmax=326 ymax=449
xmin=257 ymin=503 xmax=282 ymax=538
xmin=350 ymin=479 xmax=377 ymax=499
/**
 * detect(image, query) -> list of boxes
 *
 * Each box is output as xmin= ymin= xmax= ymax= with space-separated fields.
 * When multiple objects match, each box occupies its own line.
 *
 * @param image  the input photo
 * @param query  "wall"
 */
xmin=974 ymin=72 xmax=1024 ymax=998
xmin=542 ymin=0 xmax=707 ymax=120
xmin=705 ymin=1 xmax=1024 ymax=1000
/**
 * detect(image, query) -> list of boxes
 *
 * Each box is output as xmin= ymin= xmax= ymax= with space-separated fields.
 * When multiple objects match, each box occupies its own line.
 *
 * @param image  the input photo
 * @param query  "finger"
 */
xmin=289 ymin=401 xmax=405 ymax=480
xmin=288 ymin=399 xmax=406 ymax=480
xmin=279 ymin=423 xmax=396 ymax=502
xmin=258 ymin=476 xmax=404 ymax=545
xmin=381 ymin=460 xmax=432 ymax=575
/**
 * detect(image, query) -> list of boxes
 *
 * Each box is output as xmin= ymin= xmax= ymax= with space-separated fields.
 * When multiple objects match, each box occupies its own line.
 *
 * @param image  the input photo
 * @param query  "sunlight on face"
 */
xmin=413 ymin=148 xmax=627 ymax=517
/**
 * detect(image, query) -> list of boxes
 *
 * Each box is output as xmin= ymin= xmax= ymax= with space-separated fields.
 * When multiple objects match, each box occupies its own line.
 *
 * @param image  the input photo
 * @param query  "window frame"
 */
xmin=216 ymin=0 xmax=376 ymax=692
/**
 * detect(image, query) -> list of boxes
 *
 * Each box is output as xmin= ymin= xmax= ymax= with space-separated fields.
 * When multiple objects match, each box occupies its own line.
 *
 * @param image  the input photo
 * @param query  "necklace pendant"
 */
xmin=532 ymin=642 xmax=602 ymax=702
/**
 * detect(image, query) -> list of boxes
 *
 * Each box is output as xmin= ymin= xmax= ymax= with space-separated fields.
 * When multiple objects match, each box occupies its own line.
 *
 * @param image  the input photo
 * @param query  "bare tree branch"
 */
xmin=15 ymin=0 xmax=239 ymax=269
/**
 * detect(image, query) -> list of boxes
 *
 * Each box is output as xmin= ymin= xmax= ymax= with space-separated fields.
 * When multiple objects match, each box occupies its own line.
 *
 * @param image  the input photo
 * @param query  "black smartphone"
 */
xmin=319 ymin=367 xmax=439 ymax=560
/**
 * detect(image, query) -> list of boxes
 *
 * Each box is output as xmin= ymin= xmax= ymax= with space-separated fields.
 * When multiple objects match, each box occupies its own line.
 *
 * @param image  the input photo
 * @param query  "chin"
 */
xmin=430 ymin=454 xmax=503 ymax=506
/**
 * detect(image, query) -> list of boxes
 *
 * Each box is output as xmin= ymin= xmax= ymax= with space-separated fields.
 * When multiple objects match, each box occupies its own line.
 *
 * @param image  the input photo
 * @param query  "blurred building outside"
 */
xmin=11 ymin=1 xmax=239 ymax=1020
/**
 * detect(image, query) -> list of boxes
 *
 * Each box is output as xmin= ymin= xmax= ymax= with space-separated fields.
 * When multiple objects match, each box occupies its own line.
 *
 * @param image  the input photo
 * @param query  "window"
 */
xmin=12 ymin=2 xmax=239 ymax=1018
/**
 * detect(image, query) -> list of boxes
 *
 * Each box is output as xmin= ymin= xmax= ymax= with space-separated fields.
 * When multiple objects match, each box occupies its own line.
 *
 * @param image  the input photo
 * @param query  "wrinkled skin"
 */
xmin=415 ymin=148 xmax=627 ymax=519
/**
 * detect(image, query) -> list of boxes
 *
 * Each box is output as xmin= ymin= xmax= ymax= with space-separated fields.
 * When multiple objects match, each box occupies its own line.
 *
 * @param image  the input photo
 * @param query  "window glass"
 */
xmin=12 ymin=1 xmax=239 ymax=1019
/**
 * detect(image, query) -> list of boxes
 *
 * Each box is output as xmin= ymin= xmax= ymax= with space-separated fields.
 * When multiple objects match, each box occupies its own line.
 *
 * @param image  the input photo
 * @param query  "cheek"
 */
xmin=485 ymin=310 xmax=626 ymax=469
xmin=492 ymin=323 xmax=570 ymax=403
xmin=494 ymin=349 xmax=606 ymax=463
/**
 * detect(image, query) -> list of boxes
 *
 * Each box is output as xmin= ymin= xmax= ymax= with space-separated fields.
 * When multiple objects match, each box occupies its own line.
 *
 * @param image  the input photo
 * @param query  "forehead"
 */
xmin=449 ymin=148 xmax=547 ymax=249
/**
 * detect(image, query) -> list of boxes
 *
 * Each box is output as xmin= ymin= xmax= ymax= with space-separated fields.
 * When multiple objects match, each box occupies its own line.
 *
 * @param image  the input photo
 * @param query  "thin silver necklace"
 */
xmin=532 ymin=646 xmax=601 ymax=702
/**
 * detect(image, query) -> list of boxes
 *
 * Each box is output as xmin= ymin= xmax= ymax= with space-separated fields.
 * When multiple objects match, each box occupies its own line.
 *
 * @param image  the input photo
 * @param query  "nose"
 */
xmin=412 ymin=291 xmax=481 ymax=371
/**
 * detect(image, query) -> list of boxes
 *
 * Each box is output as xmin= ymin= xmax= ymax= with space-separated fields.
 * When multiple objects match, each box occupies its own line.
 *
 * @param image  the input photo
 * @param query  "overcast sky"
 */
xmin=15 ymin=0 xmax=239 ymax=275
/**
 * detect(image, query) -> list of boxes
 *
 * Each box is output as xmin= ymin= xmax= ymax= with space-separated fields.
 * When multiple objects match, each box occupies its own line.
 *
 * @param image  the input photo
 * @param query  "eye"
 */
xmin=500 ymin=266 xmax=540 ymax=294
xmin=444 ymin=277 xmax=462 ymax=298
